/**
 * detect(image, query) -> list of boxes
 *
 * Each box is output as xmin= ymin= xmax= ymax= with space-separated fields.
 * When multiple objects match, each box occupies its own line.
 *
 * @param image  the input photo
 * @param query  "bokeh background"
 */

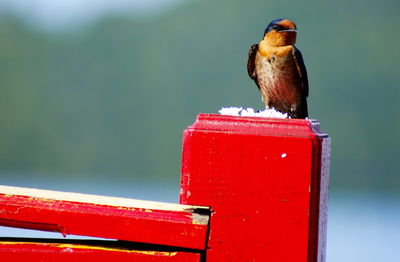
xmin=0 ymin=0 xmax=399 ymax=260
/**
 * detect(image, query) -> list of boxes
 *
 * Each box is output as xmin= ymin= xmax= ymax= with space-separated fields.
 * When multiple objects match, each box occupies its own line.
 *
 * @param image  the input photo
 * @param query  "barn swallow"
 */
xmin=247 ymin=18 xmax=309 ymax=118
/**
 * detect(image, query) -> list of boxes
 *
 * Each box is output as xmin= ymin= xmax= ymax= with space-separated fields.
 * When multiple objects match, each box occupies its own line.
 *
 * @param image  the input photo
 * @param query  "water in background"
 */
xmin=0 ymin=177 xmax=399 ymax=262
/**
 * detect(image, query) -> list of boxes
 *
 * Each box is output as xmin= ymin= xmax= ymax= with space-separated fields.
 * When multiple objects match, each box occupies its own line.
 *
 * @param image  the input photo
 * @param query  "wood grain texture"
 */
xmin=0 ymin=186 xmax=210 ymax=250
xmin=180 ymin=114 xmax=330 ymax=262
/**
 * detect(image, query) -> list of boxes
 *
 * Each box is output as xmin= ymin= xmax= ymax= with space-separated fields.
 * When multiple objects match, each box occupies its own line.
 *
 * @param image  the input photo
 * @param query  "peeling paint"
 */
xmin=191 ymin=212 xmax=209 ymax=225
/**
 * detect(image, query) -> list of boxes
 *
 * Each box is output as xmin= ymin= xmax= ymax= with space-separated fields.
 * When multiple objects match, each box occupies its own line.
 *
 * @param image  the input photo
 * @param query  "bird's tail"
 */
xmin=290 ymin=98 xmax=308 ymax=119
xmin=299 ymin=98 xmax=308 ymax=119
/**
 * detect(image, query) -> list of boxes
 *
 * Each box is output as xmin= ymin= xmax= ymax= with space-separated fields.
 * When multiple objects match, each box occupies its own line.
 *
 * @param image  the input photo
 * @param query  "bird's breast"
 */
xmin=255 ymin=50 xmax=300 ymax=106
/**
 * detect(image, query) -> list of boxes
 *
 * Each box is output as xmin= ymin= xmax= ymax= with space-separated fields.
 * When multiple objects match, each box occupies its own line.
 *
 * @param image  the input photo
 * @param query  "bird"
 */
xmin=247 ymin=18 xmax=309 ymax=119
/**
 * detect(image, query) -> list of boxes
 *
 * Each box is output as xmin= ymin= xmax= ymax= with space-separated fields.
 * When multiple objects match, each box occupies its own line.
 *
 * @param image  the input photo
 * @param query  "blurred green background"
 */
xmin=0 ymin=0 xmax=399 ymax=259
xmin=0 ymin=0 xmax=399 ymax=192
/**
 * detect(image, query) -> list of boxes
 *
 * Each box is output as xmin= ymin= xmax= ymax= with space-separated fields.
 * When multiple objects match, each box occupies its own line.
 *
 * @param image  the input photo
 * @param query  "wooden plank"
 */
xmin=180 ymin=114 xmax=330 ymax=262
xmin=0 ymin=186 xmax=210 ymax=250
xmin=0 ymin=241 xmax=201 ymax=262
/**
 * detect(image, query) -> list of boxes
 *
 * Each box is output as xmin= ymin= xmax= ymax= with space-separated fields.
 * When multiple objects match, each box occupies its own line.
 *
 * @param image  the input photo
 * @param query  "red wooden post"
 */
xmin=180 ymin=114 xmax=330 ymax=262
xmin=0 ymin=113 xmax=330 ymax=261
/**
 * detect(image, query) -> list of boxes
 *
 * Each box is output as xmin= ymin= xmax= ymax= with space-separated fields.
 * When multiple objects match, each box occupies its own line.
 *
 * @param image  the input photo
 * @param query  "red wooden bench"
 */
xmin=0 ymin=114 xmax=330 ymax=262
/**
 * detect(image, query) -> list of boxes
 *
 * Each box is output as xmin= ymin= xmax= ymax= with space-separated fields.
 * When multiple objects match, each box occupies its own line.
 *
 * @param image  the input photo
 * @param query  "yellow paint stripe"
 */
xmin=0 ymin=242 xmax=178 ymax=256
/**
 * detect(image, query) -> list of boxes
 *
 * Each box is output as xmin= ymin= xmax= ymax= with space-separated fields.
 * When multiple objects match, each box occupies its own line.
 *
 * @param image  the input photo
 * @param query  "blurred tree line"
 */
xmin=0 ymin=0 xmax=399 ymax=193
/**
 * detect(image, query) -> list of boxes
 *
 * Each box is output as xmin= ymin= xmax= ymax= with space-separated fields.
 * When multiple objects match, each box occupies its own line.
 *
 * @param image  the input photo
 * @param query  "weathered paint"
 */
xmin=0 ymin=185 xmax=205 ymax=212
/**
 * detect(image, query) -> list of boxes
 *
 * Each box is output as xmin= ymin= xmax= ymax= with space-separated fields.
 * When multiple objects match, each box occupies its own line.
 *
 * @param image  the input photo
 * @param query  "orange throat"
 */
xmin=263 ymin=31 xmax=297 ymax=47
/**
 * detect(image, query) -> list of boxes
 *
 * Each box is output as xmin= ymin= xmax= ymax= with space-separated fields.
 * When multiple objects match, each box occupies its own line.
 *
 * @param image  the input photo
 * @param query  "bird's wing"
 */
xmin=292 ymin=47 xmax=309 ymax=97
xmin=247 ymin=44 xmax=259 ymax=81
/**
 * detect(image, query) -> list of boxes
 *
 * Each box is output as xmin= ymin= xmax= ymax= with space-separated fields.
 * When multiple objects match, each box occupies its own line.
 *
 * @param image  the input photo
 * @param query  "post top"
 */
xmin=187 ymin=114 xmax=328 ymax=138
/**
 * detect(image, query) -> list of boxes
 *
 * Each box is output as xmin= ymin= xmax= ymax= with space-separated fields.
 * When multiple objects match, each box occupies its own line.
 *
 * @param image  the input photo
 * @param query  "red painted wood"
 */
xmin=0 ymin=191 xmax=209 ymax=250
xmin=0 ymin=241 xmax=201 ymax=262
xmin=180 ymin=114 xmax=330 ymax=262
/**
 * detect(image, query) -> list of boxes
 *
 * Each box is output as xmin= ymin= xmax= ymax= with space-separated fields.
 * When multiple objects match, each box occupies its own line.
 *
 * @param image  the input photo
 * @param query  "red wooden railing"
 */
xmin=0 ymin=114 xmax=330 ymax=262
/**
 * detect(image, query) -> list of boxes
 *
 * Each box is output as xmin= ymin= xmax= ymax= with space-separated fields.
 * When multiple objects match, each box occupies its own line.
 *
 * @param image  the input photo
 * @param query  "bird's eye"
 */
xmin=264 ymin=23 xmax=283 ymax=35
xmin=271 ymin=24 xmax=280 ymax=30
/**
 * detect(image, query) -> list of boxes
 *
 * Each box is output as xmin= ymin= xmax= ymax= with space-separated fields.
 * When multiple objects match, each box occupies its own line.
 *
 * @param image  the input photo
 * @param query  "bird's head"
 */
xmin=263 ymin=18 xmax=297 ymax=46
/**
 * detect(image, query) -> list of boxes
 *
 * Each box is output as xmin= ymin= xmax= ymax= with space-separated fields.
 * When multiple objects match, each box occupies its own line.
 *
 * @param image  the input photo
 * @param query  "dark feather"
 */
xmin=292 ymin=47 xmax=309 ymax=97
xmin=247 ymin=44 xmax=258 ymax=80
xmin=247 ymin=44 xmax=260 ymax=90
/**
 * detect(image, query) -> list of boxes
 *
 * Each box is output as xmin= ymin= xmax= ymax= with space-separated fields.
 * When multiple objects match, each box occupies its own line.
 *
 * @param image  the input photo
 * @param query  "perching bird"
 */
xmin=247 ymin=18 xmax=309 ymax=119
